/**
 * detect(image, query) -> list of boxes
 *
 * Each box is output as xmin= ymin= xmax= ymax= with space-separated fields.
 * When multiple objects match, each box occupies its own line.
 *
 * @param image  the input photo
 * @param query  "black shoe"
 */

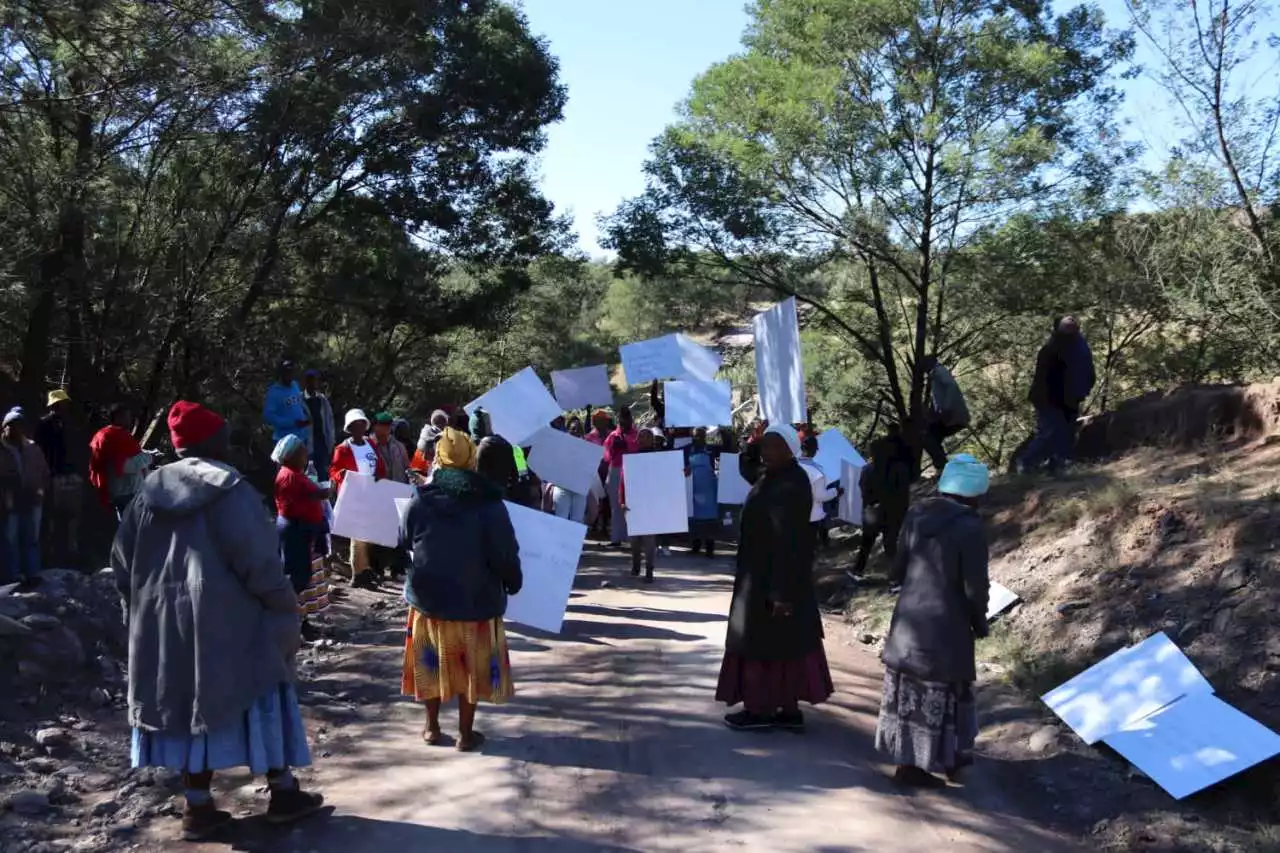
xmin=772 ymin=709 xmax=805 ymax=731
xmin=300 ymin=621 xmax=320 ymax=643
xmin=724 ymin=711 xmax=773 ymax=731
xmin=630 ymin=564 xmax=641 ymax=577
xmin=266 ymin=787 xmax=325 ymax=825
xmin=182 ymin=802 xmax=233 ymax=841
xmin=643 ymin=571 xmax=654 ymax=584
xmin=351 ymin=573 xmax=378 ymax=590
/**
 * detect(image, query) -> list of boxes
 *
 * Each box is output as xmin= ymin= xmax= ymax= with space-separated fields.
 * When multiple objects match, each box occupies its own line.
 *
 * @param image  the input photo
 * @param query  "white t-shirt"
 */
xmin=800 ymin=459 xmax=828 ymax=523
xmin=348 ymin=439 xmax=379 ymax=477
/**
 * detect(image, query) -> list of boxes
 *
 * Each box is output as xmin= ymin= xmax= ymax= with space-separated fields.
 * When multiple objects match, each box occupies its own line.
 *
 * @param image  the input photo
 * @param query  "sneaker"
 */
xmin=182 ymin=802 xmax=233 ymax=841
xmin=773 ymin=709 xmax=805 ymax=731
xmin=723 ymin=711 xmax=773 ymax=731
xmin=265 ymin=787 xmax=325 ymax=825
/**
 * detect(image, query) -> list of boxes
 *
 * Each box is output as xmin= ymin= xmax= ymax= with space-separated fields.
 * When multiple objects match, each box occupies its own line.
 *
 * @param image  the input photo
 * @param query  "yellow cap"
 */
xmin=47 ymin=390 xmax=71 ymax=408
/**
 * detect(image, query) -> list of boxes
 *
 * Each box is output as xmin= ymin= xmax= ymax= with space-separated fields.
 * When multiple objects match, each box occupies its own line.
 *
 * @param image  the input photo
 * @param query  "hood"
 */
xmin=913 ymin=496 xmax=977 ymax=538
xmin=139 ymin=458 xmax=241 ymax=516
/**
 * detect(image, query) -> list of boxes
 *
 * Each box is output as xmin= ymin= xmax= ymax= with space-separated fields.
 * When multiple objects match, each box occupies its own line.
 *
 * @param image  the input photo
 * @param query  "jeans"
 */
xmin=3 ymin=506 xmax=42 ymax=582
xmin=551 ymin=487 xmax=588 ymax=524
xmin=1019 ymin=406 xmax=1075 ymax=473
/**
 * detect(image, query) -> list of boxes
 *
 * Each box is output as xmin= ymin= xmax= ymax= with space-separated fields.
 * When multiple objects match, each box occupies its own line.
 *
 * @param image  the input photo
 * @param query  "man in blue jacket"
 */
xmin=262 ymin=359 xmax=311 ymax=452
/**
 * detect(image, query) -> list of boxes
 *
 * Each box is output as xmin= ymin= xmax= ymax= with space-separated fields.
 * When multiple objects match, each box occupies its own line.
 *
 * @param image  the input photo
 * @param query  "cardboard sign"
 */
xmin=503 ymin=502 xmax=587 ymax=634
xmin=550 ymin=364 xmax=614 ymax=410
xmin=465 ymin=367 xmax=563 ymax=446
xmin=331 ymin=473 xmax=415 ymax=548
xmin=837 ymin=459 xmax=865 ymax=524
xmin=753 ymin=298 xmax=807 ymax=424
xmin=527 ymin=427 xmax=605 ymax=497
xmin=987 ymin=582 xmax=1020 ymax=620
xmin=621 ymin=451 xmax=689 ymax=536
xmin=620 ymin=334 xmax=721 ymax=386
xmin=664 ymin=380 xmax=732 ymax=427
xmin=717 ymin=453 xmax=751 ymax=505
xmin=812 ymin=429 xmax=866 ymax=483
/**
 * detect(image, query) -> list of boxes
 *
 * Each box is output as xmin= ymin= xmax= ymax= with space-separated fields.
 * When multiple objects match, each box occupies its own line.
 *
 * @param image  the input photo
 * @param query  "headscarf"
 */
xmin=271 ymin=434 xmax=305 ymax=465
xmin=89 ymin=424 xmax=144 ymax=507
xmin=938 ymin=453 xmax=990 ymax=498
xmin=167 ymin=401 xmax=227 ymax=455
xmin=435 ymin=427 xmax=476 ymax=471
xmin=2 ymin=407 xmax=23 ymax=428
xmin=763 ymin=423 xmax=801 ymax=459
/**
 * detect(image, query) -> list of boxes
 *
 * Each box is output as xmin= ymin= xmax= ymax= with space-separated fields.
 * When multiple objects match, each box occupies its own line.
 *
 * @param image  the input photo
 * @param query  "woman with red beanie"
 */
xmin=112 ymin=401 xmax=324 ymax=840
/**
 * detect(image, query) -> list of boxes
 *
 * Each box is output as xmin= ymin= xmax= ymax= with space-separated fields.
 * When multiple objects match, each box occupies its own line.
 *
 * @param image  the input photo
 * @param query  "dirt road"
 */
xmin=160 ymin=548 xmax=1081 ymax=853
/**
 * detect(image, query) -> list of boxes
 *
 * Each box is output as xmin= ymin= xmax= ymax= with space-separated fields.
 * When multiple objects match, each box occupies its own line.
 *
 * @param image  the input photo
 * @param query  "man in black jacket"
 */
xmin=1017 ymin=316 xmax=1096 ymax=474
xmin=851 ymin=423 xmax=913 ymax=577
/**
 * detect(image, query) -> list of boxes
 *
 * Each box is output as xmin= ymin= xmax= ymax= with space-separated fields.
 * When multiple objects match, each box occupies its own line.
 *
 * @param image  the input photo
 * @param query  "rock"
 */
xmin=857 ymin=633 xmax=879 ymax=645
xmin=21 ymin=613 xmax=62 ymax=631
xmin=24 ymin=757 xmax=60 ymax=775
xmin=35 ymin=728 xmax=75 ymax=756
xmin=1056 ymin=601 xmax=1089 ymax=616
xmin=1217 ymin=562 xmax=1250 ymax=593
xmin=6 ymin=789 xmax=51 ymax=815
xmin=92 ymin=799 xmax=120 ymax=817
xmin=1211 ymin=606 xmax=1234 ymax=634
xmin=1028 ymin=725 xmax=1062 ymax=754
xmin=25 ymin=625 xmax=87 ymax=671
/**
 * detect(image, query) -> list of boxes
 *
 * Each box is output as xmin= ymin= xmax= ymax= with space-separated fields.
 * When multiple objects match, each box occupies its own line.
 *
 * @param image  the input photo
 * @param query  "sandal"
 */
xmin=423 ymin=728 xmax=444 ymax=747
xmin=457 ymin=731 xmax=486 ymax=753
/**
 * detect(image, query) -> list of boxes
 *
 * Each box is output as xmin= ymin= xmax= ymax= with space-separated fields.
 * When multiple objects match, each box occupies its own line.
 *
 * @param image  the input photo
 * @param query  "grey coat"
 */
xmin=882 ymin=497 xmax=989 ymax=683
xmin=112 ymin=458 xmax=300 ymax=735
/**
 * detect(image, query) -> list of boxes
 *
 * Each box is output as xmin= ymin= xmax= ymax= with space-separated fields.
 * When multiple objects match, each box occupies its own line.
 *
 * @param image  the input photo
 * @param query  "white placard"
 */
xmin=685 ymin=473 xmax=694 ymax=516
xmin=812 ymin=429 xmax=866 ymax=483
xmin=465 ymin=367 xmax=563 ymax=446
xmin=837 ymin=459 xmax=865 ymax=524
xmin=987 ymin=581 xmax=1020 ymax=620
xmin=331 ymin=472 xmax=416 ymax=548
xmin=622 ymin=451 xmax=689 ymax=536
xmin=1102 ymin=692 xmax=1280 ymax=800
xmin=753 ymin=297 xmax=807 ymax=424
xmin=664 ymin=380 xmax=732 ymax=427
xmin=527 ymin=427 xmax=605 ymax=497
xmin=620 ymin=335 xmax=684 ymax=386
xmin=717 ymin=453 xmax=751 ymax=505
xmin=550 ymin=364 xmax=614 ymax=410
xmin=394 ymin=498 xmax=412 ymax=526
xmin=1041 ymin=632 xmax=1215 ymax=745
xmin=503 ymin=501 xmax=587 ymax=634
xmin=676 ymin=333 xmax=722 ymax=382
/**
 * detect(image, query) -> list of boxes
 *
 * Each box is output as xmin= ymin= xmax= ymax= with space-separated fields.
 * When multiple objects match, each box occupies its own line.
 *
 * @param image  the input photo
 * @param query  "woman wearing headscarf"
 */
xmin=113 ymin=402 xmax=322 ymax=840
xmin=875 ymin=454 xmax=990 ymax=787
xmin=716 ymin=424 xmax=832 ymax=731
xmin=400 ymin=428 xmax=521 ymax=752
xmin=272 ymin=435 xmax=331 ymax=641
xmin=88 ymin=404 xmax=154 ymax=519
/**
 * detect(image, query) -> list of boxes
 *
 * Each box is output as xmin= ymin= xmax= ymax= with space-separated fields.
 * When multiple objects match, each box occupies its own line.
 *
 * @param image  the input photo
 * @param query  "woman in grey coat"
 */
xmin=112 ymin=401 xmax=323 ymax=840
xmin=875 ymin=453 xmax=990 ymax=787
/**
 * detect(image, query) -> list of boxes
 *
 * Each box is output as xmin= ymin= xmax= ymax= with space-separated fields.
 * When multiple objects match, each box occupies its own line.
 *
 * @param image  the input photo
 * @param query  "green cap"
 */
xmin=373 ymin=411 xmax=394 ymax=424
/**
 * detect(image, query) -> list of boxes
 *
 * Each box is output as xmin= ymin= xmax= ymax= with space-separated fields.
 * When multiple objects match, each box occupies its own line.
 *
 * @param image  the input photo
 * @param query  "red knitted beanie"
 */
xmin=167 ymin=401 xmax=226 ymax=452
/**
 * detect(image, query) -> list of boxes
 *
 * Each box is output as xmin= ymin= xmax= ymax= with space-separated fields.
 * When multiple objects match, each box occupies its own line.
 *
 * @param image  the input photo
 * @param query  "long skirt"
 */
xmin=401 ymin=608 xmax=514 ymax=705
xmin=299 ymin=557 xmax=331 ymax=616
xmin=606 ymin=466 xmax=627 ymax=542
xmin=131 ymin=683 xmax=311 ymax=774
xmin=715 ymin=645 xmax=834 ymax=714
xmin=874 ymin=665 xmax=977 ymax=773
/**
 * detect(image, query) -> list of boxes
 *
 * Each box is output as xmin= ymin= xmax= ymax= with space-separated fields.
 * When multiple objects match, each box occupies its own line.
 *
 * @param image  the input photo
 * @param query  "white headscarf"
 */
xmin=763 ymin=423 xmax=802 ymax=458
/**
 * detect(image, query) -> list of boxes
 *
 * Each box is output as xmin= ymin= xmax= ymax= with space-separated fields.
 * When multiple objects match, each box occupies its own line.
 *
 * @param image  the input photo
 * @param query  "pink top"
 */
xmin=586 ymin=431 xmax=606 ymax=447
xmin=603 ymin=428 xmax=639 ymax=469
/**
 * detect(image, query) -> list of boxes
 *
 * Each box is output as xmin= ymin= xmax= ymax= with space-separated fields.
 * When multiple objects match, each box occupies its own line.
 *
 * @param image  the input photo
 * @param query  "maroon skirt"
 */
xmin=715 ymin=645 xmax=834 ymax=714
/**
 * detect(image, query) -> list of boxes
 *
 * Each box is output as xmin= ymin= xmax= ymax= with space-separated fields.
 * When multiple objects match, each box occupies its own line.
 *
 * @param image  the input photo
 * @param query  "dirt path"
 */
xmin=149 ymin=548 xmax=1082 ymax=853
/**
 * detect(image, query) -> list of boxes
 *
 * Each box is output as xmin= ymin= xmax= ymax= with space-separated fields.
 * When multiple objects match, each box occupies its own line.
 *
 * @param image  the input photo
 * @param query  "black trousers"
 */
xmin=852 ymin=510 xmax=904 ymax=576
xmin=923 ymin=420 xmax=966 ymax=471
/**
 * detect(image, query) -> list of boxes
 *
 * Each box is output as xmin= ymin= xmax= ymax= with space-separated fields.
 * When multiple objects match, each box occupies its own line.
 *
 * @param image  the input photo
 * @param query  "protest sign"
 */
xmin=465 ymin=367 xmax=563 ymax=446
xmin=503 ymin=502 xmax=587 ymax=634
xmin=550 ymin=364 xmax=614 ymax=410
xmin=331 ymin=473 xmax=415 ymax=548
xmin=717 ymin=453 xmax=751 ymax=505
xmin=676 ymin=333 xmax=722 ymax=382
xmin=812 ymin=429 xmax=866 ymax=483
xmin=837 ymin=459 xmax=865 ymax=524
xmin=664 ymin=380 xmax=732 ymax=427
xmin=527 ymin=427 xmax=605 ymax=497
xmin=753 ymin=298 xmax=807 ymax=424
xmin=620 ymin=333 xmax=721 ymax=386
xmin=986 ymin=582 xmax=1020 ymax=620
xmin=622 ymin=451 xmax=689 ymax=536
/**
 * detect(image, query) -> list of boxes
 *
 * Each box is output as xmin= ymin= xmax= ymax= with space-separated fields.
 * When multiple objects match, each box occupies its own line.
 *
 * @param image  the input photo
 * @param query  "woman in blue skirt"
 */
xmin=112 ymin=401 xmax=324 ymax=840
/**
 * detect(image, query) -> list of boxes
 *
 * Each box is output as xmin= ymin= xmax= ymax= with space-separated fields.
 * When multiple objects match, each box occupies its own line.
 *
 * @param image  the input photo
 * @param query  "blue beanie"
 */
xmin=938 ymin=453 xmax=989 ymax=498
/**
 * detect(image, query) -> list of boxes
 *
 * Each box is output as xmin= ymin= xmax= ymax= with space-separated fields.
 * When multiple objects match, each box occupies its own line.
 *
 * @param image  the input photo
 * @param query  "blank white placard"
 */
xmin=717 ymin=453 xmax=751 ymax=505
xmin=676 ymin=333 xmax=722 ymax=381
xmin=837 ymin=459 xmax=865 ymax=524
xmin=987 ymin=582 xmax=1020 ymax=620
xmin=622 ymin=451 xmax=689 ymax=536
xmin=813 ymin=429 xmax=866 ymax=483
xmin=1042 ymin=632 xmax=1215 ymax=745
xmin=527 ymin=427 xmax=605 ymax=497
xmin=331 ymin=473 xmax=416 ymax=548
xmin=503 ymin=501 xmax=587 ymax=634
xmin=753 ymin=297 xmax=807 ymax=425
xmin=664 ymin=380 xmax=732 ymax=427
xmin=551 ymin=364 xmax=614 ymax=410
xmin=466 ymin=367 xmax=563 ymax=446
xmin=1103 ymin=692 xmax=1280 ymax=799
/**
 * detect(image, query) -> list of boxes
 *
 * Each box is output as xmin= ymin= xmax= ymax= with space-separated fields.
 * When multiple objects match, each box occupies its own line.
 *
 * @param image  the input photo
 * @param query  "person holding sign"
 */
xmin=875 ymin=454 xmax=990 ymax=787
xmin=400 ymin=428 xmax=521 ymax=753
xmin=716 ymin=424 xmax=832 ymax=731
xmin=617 ymin=428 xmax=664 ymax=583
xmin=684 ymin=428 xmax=720 ymax=557
xmin=603 ymin=406 xmax=640 ymax=547
xmin=329 ymin=410 xmax=386 ymax=590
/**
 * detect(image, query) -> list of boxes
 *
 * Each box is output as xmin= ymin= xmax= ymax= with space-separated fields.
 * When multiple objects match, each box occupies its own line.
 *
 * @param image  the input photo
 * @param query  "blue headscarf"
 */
xmin=938 ymin=453 xmax=990 ymax=498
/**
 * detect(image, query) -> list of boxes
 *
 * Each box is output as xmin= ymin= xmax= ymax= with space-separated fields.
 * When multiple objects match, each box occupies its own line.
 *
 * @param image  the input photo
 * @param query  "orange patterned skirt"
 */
xmin=401 ymin=608 xmax=514 ymax=705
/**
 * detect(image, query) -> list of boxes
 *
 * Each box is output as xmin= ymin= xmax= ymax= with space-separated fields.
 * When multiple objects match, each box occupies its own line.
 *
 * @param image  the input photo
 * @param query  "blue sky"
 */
xmin=518 ymin=0 xmax=1278 ymax=255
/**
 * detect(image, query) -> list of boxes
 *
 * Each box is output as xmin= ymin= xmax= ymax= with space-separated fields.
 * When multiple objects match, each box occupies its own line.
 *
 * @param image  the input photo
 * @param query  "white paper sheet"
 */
xmin=465 ymin=367 xmax=563 ymax=446
xmin=1102 ymin=692 xmax=1280 ymax=799
xmin=550 ymin=364 xmax=615 ymax=410
xmin=837 ymin=459 xmax=865 ymax=524
xmin=717 ymin=453 xmax=751 ymax=505
xmin=676 ymin=333 xmax=722 ymax=382
xmin=503 ymin=501 xmax=587 ymax=634
xmin=812 ymin=429 xmax=866 ymax=483
xmin=987 ymin=581 xmax=1020 ymax=620
xmin=753 ymin=297 xmax=807 ymax=424
xmin=620 ymin=333 xmax=722 ymax=386
xmin=527 ymin=427 xmax=605 ymax=497
xmin=1041 ymin=632 xmax=1215 ymax=745
xmin=622 ymin=451 xmax=690 ymax=536
xmin=664 ymin=380 xmax=732 ymax=427
xmin=394 ymin=498 xmax=412 ymax=526
xmin=331 ymin=473 xmax=416 ymax=548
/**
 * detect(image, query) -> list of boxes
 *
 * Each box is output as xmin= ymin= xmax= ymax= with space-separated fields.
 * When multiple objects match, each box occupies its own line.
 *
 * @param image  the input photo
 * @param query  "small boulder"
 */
xmin=24 ymin=757 xmax=60 ymax=775
xmin=1056 ymin=601 xmax=1089 ymax=616
xmin=5 ymin=789 xmax=51 ymax=815
xmin=92 ymin=799 xmax=121 ymax=817
xmin=35 ymin=728 xmax=75 ymax=756
xmin=1028 ymin=724 xmax=1062 ymax=754
xmin=1217 ymin=563 xmax=1250 ymax=593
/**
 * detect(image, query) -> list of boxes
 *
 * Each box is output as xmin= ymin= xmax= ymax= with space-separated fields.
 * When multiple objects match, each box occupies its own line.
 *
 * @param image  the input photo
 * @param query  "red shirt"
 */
xmin=275 ymin=467 xmax=326 ymax=525
xmin=603 ymin=428 xmax=639 ymax=469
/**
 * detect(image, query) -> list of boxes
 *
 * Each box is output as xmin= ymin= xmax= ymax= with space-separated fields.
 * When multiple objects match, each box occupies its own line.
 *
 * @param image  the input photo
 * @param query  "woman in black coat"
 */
xmin=716 ymin=423 xmax=833 ymax=731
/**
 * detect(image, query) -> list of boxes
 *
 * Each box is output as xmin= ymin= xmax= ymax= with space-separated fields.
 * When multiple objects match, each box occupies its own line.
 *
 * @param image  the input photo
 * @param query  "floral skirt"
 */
xmin=715 ymin=645 xmax=834 ymax=713
xmin=131 ymin=683 xmax=311 ymax=774
xmin=874 ymin=665 xmax=977 ymax=773
xmin=401 ymin=608 xmax=514 ymax=705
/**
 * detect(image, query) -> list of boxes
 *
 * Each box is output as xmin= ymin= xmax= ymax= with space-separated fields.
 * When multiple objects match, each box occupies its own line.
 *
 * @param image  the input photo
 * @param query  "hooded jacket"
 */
xmin=111 ymin=458 xmax=300 ymax=735
xmin=400 ymin=467 xmax=522 ymax=621
xmin=882 ymin=497 xmax=990 ymax=683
